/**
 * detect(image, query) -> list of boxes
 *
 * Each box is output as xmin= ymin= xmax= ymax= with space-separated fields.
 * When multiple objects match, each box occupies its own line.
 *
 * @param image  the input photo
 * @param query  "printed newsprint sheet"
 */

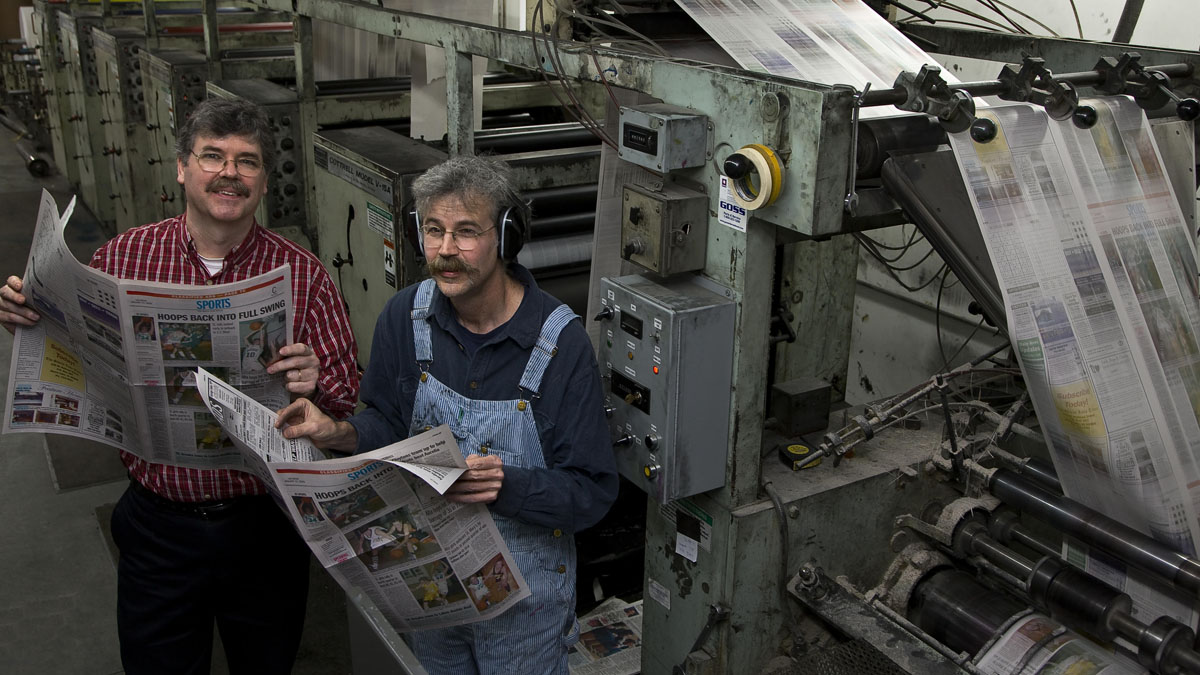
xmin=674 ymin=0 xmax=960 ymax=117
xmin=194 ymin=368 xmax=532 ymax=632
xmin=569 ymin=597 xmax=643 ymax=675
xmin=974 ymin=613 xmax=1145 ymax=674
xmin=948 ymin=99 xmax=1200 ymax=622
xmin=3 ymin=191 xmax=293 ymax=471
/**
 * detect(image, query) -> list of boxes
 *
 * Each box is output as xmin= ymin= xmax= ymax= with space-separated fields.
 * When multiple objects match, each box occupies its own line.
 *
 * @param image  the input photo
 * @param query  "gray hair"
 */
xmin=411 ymin=155 xmax=529 ymax=236
xmin=175 ymin=98 xmax=276 ymax=172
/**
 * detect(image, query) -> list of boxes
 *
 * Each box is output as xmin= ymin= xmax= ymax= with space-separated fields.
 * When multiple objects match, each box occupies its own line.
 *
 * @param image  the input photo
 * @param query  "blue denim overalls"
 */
xmin=406 ymin=279 xmax=580 ymax=675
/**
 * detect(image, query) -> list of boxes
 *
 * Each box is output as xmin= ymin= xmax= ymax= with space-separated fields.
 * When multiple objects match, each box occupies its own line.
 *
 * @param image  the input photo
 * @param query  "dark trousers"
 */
xmin=110 ymin=484 xmax=311 ymax=675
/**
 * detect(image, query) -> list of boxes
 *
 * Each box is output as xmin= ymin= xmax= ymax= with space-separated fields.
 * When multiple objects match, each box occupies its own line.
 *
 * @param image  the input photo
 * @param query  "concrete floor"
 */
xmin=0 ymin=123 xmax=352 ymax=673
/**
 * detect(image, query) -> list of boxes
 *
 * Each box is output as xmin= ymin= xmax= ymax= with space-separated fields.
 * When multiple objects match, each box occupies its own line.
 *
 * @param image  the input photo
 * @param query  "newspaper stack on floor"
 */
xmin=569 ymin=597 xmax=643 ymax=675
xmin=194 ymin=367 xmax=530 ymax=632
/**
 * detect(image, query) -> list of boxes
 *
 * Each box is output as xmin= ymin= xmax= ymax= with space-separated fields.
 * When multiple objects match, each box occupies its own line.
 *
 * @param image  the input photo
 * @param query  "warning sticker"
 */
xmin=366 ymin=202 xmax=394 ymax=239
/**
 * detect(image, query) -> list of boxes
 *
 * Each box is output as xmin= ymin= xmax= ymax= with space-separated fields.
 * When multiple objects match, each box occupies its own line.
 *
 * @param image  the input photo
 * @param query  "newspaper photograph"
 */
xmin=569 ymin=597 xmax=643 ymax=675
xmin=193 ymin=367 xmax=532 ymax=632
xmin=2 ymin=190 xmax=294 ymax=473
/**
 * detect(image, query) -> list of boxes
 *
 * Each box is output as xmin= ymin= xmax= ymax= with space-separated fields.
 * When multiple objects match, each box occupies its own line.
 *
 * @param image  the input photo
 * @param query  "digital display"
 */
xmin=619 ymin=311 xmax=643 ymax=339
xmin=622 ymin=124 xmax=658 ymax=155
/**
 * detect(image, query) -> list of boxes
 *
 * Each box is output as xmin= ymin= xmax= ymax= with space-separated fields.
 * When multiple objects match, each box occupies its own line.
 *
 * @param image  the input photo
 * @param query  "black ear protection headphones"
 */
xmin=408 ymin=201 xmax=527 ymax=262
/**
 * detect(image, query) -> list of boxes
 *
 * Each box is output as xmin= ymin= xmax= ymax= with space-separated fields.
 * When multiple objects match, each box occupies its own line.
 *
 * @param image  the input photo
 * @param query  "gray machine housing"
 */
xmin=312 ymin=126 xmax=447 ymax=366
xmin=621 ymin=181 xmax=709 ymax=275
xmin=206 ymin=79 xmax=307 ymax=241
xmin=617 ymin=103 xmax=710 ymax=173
xmin=597 ymin=274 xmax=735 ymax=502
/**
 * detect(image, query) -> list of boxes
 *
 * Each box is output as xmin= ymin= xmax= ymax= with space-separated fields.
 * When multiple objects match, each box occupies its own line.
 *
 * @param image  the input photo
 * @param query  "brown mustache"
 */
xmin=207 ymin=178 xmax=251 ymax=197
xmin=428 ymin=257 xmax=468 ymax=274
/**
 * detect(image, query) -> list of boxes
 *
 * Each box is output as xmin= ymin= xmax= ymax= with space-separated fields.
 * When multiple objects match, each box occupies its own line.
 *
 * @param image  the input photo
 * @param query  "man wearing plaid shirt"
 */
xmin=0 ymin=98 xmax=359 ymax=674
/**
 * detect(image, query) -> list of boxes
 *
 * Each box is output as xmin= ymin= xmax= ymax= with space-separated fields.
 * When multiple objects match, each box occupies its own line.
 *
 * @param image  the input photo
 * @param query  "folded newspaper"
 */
xmin=194 ymin=367 xmax=532 ymax=631
xmin=569 ymin=597 xmax=643 ymax=675
xmin=3 ymin=190 xmax=294 ymax=472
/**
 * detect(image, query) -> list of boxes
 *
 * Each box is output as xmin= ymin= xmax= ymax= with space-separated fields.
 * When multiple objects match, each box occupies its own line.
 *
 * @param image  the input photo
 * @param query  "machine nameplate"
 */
xmin=315 ymin=144 xmax=394 ymax=205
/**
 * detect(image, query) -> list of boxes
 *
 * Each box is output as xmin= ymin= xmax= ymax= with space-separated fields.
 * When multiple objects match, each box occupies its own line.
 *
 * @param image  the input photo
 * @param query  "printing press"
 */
xmin=9 ymin=1 xmax=1200 ymax=673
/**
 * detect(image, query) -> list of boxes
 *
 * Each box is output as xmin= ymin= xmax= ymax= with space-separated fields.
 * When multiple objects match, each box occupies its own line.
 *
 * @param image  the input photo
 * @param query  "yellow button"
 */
xmin=480 ymin=444 xmax=489 ymax=455
xmin=556 ymin=564 xmax=567 ymax=574
xmin=420 ymin=372 xmax=428 ymax=382
xmin=469 ymin=381 xmax=478 ymax=389
xmin=553 ymin=529 xmax=562 ymax=537
xmin=517 ymin=400 xmax=527 ymax=411
xmin=627 ymin=351 xmax=634 ymax=360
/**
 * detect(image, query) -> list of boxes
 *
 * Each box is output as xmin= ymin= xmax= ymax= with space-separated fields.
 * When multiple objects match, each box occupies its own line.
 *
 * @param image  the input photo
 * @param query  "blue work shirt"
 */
xmin=348 ymin=264 xmax=618 ymax=533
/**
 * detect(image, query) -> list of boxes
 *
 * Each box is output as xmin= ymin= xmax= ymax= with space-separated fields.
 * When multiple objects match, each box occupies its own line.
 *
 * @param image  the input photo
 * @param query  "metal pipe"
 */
xmin=908 ymin=569 xmax=1027 ymax=658
xmin=529 ymin=212 xmax=595 ymax=239
xmin=526 ymin=184 xmax=598 ymax=214
xmin=0 ymin=112 xmax=51 ymax=177
xmin=15 ymin=137 xmax=50 ymax=177
xmin=990 ymin=469 xmax=1200 ymax=598
xmin=1112 ymin=0 xmax=1146 ymax=44
xmin=475 ymin=127 xmax=598 ymax=153
xmin=860 ymin=63 xmax=1195 ymax=108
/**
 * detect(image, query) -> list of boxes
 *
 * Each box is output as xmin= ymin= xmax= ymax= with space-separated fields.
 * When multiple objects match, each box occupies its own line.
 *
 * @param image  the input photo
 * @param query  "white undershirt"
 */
xmin=198 ymin=254 xmax=224 ymax=276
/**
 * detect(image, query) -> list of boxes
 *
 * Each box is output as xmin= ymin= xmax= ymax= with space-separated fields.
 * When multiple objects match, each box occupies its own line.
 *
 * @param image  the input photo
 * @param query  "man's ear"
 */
xmin=176 ymin=157 xmax=186 ymax=186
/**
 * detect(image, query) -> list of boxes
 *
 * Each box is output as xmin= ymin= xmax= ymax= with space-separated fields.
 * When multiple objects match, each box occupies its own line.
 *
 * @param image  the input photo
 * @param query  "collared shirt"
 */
xmin=90 ymin=214 xmax=359 ymax=502
xmin=349 ymin=264 xmax=618 ymax=533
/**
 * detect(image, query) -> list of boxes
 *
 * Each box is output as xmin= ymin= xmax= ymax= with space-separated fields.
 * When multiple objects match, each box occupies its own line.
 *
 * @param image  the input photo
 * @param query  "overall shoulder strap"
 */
xmin=411 ymin=279 xmax=437 ymax=363
xmin=519 ymin=304 xmax=579 ymax=395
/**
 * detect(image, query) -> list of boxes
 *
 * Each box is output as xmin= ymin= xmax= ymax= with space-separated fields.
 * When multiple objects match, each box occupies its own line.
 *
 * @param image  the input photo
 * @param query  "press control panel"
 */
xmin=596 ymin=275 xmax=735 ymax=502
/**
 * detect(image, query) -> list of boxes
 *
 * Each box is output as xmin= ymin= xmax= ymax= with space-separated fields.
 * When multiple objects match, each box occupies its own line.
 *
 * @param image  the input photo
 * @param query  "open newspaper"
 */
xmin=949 ymin=98 xmax=1200 ymax=627
xmin=194 ymin=368 xmax=532 ymax=632
xmin=3 ymin=191 xmax=293 ymax=471
xmin=569 ymin=597 xmax=643 ymax=675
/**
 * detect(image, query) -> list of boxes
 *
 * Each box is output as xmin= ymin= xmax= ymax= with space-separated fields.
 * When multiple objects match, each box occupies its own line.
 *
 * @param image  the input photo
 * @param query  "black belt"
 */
xmin=129 ymin=479 xmax=261 ymax=519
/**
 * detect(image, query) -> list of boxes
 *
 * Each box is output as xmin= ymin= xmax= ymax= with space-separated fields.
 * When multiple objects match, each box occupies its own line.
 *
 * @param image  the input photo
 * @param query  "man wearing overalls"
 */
xmin=277 ymin=155 xmax=619 ymax=673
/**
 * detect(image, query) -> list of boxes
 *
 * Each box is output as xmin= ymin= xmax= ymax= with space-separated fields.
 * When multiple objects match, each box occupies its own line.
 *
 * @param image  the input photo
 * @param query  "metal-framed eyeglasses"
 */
xmin=421 ymin=224 xmax=495 ymax=251
xmin=190 ymin=151 xmax=265 ymax=177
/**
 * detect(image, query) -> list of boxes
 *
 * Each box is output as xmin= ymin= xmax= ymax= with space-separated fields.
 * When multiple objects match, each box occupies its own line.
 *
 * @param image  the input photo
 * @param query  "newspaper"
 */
xmin=194 ymin=368 xmax=532 ymax=632
xmin=974 ymin=613 xmax=1145 ymax=674
xmin=948 ymin=99 xmax=1200 ymax=556
xmin=569 ymin=597 xmax=643 ymax=675
xmin=673 ymin=0 xmax=962 ymax=117
xmin=3 ymin=191 xmax=294 ymax=472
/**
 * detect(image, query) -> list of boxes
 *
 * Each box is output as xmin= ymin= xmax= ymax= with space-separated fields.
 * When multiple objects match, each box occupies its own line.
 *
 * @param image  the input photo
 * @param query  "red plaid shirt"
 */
xmin=90 ymin=214 xmax=359 ymax=502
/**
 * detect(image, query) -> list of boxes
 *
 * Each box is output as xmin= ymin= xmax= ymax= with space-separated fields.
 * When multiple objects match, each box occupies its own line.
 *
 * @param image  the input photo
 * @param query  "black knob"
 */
xmin=1177 ymin=98 xmax=1200 ymax=122
xmin=628 ymin=205 xmax=643 ymax=225
xmin=969 ymin=118 xmax=997 ymax=143
xmin=622 ymin=240 xmax=644 ymax=259
xmin=723 ymin=153 xmax=752 ymax=179
xmin=614 ymin=434 xmax=635 ymax=447
xmin=1072 ymin=105 xmax=1098 ymax=130
xmin=593 ymin=306 xmax=614 ymax=322
xmin=645 ymin=434 xmax=659 ymax=450
xmin=280 ymin=137 xmax=294 ymax=150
